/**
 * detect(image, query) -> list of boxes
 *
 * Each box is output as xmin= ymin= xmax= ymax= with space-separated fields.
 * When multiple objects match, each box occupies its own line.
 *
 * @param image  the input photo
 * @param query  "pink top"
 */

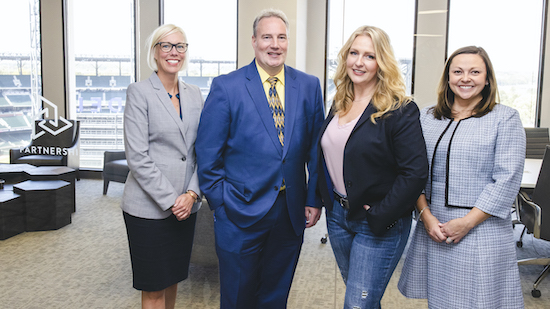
xmin=320 ymin=113 xmax=361 ymax=196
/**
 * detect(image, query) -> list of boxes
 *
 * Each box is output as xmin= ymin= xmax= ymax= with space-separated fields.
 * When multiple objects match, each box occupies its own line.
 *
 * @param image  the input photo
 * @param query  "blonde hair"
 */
xmin=332 ymin=26 xmax=410 ymax=123
xmin=146 ymin=24 xmax=189 ymax=72
xmin=434 ymin=46 xmax=499 ymax=119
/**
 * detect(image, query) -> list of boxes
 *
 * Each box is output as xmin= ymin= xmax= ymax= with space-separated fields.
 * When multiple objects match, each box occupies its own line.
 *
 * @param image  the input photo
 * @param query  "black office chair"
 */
xmin=517 ymin=145 xmax=550 ymax=298
xmin=525 ymin=127 xmax=550 ymax=159
xmin=10 ymin=119 xmax=80 ymax=179
xmin=515 ymin=127 xmax=549 ymax=243
xmin=102 ymin=150 xmax=129 ymax=195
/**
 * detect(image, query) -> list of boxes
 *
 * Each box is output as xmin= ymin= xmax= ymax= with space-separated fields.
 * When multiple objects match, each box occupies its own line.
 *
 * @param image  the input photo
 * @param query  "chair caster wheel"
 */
xmin=532 ymin=289 xmax=541 ymax=298
xmin=517 ymin=241 xmax=523 ymax=248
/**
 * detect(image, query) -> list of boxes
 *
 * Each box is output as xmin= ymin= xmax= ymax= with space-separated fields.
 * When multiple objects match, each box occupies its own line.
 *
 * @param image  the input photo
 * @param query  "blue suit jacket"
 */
xmin=196 ymin=60 xmax=324 ymax=236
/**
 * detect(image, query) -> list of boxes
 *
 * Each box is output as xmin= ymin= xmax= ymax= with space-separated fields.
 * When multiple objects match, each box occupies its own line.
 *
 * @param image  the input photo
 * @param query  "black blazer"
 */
xmin=317 ymin=101 xmax=428 ymax=236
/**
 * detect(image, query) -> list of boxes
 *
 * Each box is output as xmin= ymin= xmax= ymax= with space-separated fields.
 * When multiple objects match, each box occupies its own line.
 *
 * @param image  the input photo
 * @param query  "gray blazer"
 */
xmin=420 ymin=103 xmax=525 ymax=219
xmin=121 ymin=72 xmax=204 ymax=219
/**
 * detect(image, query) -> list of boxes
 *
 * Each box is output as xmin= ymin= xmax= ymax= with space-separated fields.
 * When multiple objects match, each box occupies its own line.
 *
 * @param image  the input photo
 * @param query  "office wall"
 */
xmin=135 ymin=0 xmax=159 ymax=82
xmin=304 ymin=0 xmax=328 ymax=91
xmin=540 ymin=6 xmax=550 ymax=128
xmin=413 ymin=0 xmax=448 ymax=109
xmin=40 ymin=0 xmax=67 ymax=116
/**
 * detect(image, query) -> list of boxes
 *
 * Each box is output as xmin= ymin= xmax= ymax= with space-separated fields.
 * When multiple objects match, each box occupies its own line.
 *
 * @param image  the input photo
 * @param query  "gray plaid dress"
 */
xmin=398 ymin=104 xmax=525 ymax=308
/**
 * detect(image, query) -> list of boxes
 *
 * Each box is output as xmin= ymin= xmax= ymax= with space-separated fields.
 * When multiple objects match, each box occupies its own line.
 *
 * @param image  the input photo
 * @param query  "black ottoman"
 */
xmin=25 ymin=166 xmax=77 ymax=212
xmin=14 ymin=180 xmax=72 ymax=231
xmin=0 ymin=190 xmax=24 ymax=240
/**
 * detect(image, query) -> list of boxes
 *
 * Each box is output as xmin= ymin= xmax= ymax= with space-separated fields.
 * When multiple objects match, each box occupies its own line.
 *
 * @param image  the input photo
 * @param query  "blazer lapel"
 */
xmin=245 ymin=63 xmax=283 ymax=156
xmin=352 ymin=101 xmax=376 ymax=134
xmin=282 ymin=65 xmax=298 ymax=157
xmin=149 ymin=73 xmax=188 ymax=146
xmin=177 ymin=79 xmax=190 ymax=137
xmin=319 ymin=111 xmax=335 ymax=140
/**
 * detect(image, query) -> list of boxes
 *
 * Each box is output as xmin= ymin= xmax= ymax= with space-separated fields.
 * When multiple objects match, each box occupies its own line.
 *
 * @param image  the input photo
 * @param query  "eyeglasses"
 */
xmin=156 ymin=42 xmax=188 ymax=53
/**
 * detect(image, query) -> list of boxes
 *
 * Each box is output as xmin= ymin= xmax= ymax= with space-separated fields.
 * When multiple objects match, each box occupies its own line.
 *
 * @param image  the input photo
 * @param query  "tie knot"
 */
xmin=268 ymin=77 xmax=278 ymax=87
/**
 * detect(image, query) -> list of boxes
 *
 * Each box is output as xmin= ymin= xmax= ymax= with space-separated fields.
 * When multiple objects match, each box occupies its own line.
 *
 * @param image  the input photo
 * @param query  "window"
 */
xmin=448 ymin=0 xmax=544 ymax=127
xmin=163 ymin=0 xmax=237 ymax=99
xmin=69 ymin=0 xmax=135 ymax=168
xmin=0 ymin=0 xmax=41 ymax=163
xmin=325 ymin=0 xmax=416 ymax=106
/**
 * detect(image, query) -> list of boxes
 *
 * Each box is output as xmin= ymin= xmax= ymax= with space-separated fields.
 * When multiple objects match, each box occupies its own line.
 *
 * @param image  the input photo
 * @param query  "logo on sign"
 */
xmin=31 ymin=95 xmax=73 ymax=140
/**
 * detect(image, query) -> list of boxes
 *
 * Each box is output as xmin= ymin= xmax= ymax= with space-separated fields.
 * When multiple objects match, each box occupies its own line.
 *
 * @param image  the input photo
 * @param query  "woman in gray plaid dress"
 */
xmin=398 ymin=46 xmax=525 ymax=308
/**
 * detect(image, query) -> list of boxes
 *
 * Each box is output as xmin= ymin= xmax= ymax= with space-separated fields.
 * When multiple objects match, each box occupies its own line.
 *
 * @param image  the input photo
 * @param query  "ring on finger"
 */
xmin=446 ymin=237 xmax=452 ymax=244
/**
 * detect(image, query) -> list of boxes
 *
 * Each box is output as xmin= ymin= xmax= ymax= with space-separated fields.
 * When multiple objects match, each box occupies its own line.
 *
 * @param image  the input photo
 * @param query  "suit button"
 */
xmin=181 ymin=155 xmax=186 ymax=161
xmin=274 ymin=186 xmax=279 ymax=191
xmin=282 ymin=159 xmax=286 ymax=164
xmin=346 ymin=181 xmax=352 ymax=188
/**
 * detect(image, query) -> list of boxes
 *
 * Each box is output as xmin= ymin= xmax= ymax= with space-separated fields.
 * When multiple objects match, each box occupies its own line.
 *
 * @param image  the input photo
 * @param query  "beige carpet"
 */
xmin=0 ymin=179 xmax=549 ymax=308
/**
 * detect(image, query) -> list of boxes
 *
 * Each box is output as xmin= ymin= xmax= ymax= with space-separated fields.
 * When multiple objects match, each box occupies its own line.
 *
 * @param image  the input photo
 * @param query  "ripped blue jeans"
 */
xmin=326 ymin=200 xmax=411 ymax=309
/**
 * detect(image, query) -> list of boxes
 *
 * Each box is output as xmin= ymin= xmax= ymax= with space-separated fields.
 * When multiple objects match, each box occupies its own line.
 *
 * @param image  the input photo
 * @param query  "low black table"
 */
xmin=25 ymin=166 xmax=76 ymax=212
xmin=14 ymin=180 xmax=72 ymax=231
xmin=0 ymin=164 xmax=37 ymax=184
xmin=0 ymin=190 xmax=24 ymax=240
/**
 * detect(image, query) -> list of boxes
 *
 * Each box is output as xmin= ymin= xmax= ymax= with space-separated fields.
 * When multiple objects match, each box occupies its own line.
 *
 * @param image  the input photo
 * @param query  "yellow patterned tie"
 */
xmin=268 ymin=77 xmax=284 ymax=146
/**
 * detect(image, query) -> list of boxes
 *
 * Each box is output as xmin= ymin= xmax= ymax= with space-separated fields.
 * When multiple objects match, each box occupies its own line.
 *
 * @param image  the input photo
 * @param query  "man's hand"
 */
xmin=305 ymin=207 xmax=321 ymax=228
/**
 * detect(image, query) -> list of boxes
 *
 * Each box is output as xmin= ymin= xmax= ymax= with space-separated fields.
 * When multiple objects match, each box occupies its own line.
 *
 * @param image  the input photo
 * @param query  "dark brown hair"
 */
xmin=433 ymin=46 xmax=499 ymax=119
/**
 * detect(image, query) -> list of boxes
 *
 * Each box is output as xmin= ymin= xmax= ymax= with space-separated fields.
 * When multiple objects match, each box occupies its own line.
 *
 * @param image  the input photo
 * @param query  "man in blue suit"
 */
xmin=196 ymin=8 xmax=325 ymax=309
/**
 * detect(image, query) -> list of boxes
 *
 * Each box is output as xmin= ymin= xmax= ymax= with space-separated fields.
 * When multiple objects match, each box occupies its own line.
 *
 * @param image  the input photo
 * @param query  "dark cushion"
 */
xmin=14 ymin=155 xmax=64 ymax=166
xmin=104 ymin=159 xmax=129 ymax=177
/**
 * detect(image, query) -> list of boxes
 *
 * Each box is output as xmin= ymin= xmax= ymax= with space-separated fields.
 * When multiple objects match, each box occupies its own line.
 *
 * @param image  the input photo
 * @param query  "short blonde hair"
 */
xmin=146 ymin=24 xmax=189 ymax=72
xmin=332 ymin=26 xmax=410 ymax=123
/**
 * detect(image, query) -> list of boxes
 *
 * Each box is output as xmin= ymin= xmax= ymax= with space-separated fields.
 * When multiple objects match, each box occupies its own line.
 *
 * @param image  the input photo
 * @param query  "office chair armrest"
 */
xmin=518 ymin=191 xmax=542 ymax=239
xmin=519 ymin=191 xmax=533 ymax=203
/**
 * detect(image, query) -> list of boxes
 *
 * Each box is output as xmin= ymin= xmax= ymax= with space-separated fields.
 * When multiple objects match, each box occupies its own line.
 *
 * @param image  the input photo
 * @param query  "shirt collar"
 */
xmin=255 ymin=60 xmax=285 ymax=86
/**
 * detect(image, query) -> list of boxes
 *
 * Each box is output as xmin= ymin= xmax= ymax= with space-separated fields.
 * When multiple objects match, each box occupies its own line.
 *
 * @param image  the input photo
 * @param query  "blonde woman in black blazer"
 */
xmin=121 ymin=24 xmax=203 ymax=309
xmin=317 ymin=26 xmax=428 ymax=309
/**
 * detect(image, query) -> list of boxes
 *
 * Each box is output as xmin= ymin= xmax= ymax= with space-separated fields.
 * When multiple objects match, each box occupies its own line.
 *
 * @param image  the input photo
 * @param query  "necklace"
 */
xmin=168 ymin=93 xmax=180 ymax=100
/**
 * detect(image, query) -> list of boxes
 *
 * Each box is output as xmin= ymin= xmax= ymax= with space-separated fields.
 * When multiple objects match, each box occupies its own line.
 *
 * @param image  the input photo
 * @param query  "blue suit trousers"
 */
xmin=214 ymin=191 xmax=303 ymax=308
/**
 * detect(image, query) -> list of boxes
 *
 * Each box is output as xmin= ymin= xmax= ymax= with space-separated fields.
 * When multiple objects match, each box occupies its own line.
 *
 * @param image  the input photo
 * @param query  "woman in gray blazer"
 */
xmin=121 ymin=24 xmax=203 ymax=309
xmin=398 ymin=46 xmax=525 ymax=308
